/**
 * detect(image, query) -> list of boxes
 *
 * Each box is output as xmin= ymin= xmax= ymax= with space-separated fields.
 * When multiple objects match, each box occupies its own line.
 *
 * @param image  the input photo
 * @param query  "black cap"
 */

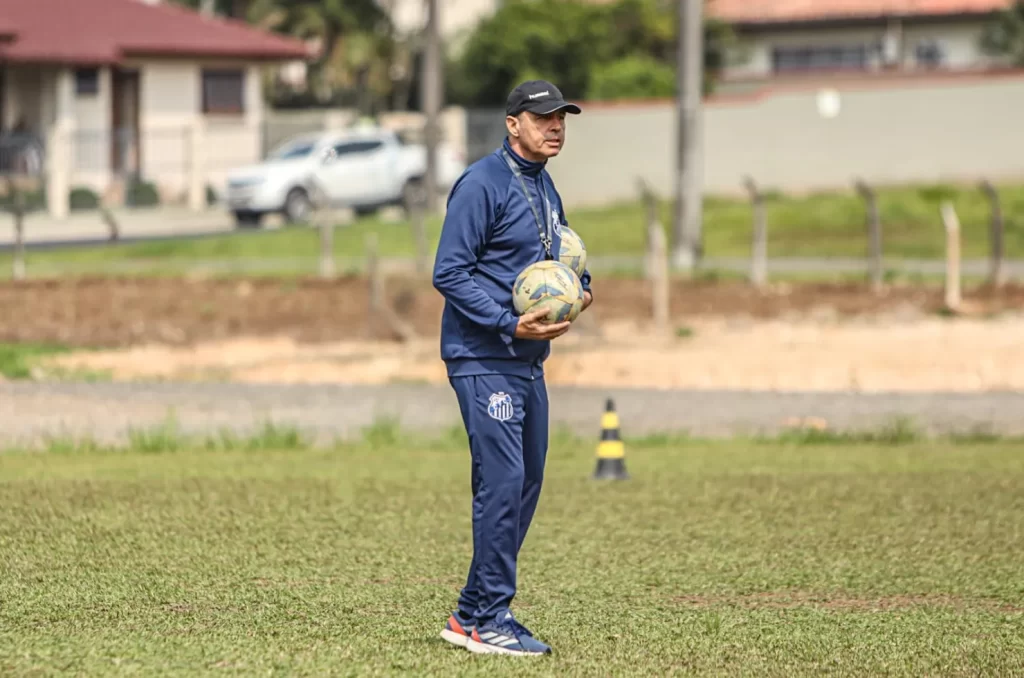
xmin=506 ymin=79 xmax=582 ymax=117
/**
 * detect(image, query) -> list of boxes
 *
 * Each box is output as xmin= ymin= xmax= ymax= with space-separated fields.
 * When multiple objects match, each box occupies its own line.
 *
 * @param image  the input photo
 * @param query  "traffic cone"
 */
xmin=593 ymin=398 xmax=629 ymax=480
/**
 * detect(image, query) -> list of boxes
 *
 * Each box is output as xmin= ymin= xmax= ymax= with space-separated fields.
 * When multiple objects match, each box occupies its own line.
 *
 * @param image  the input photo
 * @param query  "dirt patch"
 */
xmin=43 ymin=315 xmax=1024 ymax=392
xmin=3 ymin=275 xmax=1024 ymax=348
xmin=673 ymin=591 xmax=1024 ymax=613
xmin=9 ymin=276 xmax=1024 ymax=392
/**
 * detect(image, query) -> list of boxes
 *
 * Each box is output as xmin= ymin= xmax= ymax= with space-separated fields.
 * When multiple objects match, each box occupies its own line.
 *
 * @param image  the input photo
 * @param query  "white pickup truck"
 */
xmin=224 ymin=126 xmax=466 ymax=227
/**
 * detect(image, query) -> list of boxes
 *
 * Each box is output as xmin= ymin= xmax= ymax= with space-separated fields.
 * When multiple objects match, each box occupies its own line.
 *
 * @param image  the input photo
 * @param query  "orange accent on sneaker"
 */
xmin=448 ymin=615 xmax=468 ymax=636
xmin=471 ymin=627 xmax=483 ymax=642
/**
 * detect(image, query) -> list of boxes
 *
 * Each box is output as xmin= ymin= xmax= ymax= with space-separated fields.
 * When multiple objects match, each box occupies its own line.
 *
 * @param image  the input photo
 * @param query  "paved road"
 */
xmin=2 ymin=382 xmax=1022 ymax=447
xmin=0 ymin=207 xmax=238 ymax=250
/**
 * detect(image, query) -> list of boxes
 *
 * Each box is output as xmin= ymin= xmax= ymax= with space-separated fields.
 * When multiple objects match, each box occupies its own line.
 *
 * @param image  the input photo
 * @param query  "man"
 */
xmin=431 ymin=79 xmax=593 ymax=656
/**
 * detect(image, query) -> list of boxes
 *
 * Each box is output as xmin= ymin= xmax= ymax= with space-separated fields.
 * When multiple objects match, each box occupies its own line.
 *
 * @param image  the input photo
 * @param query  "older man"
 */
xmin=432 ymin=79 xmax=593 ymax=656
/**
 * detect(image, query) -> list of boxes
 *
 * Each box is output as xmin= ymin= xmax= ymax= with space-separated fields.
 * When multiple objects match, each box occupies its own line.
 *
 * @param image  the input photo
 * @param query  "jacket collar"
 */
xmin=501 ymin=137 xmax=545 ymax=177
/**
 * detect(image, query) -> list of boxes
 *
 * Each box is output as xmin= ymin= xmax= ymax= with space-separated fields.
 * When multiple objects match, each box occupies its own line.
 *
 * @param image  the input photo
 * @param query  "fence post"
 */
xmin=940 ymin=201 xmax=962 ymax=313
xmin=744 ymin=176 xmax=767 ymax=288
xmin=8 ymin=178 xmax=26 ymax=281
xmin=855 ymin=179 xmax=883 ymax=294
xmin=637 ymin=178 xmax=670 ymax=333
xmin=407 ymin=185 xmax=430 ymax=277
xmin=310 ymin=183 xmax=335 ymax=279
xmin=188 ymin=118 xmax=206 ymax=212
xmin=979 ymin=180 xmax=1006 ymax=289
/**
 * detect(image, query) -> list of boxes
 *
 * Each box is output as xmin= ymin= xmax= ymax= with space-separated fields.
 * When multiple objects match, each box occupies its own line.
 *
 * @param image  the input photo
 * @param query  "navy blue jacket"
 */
xmin=432 ymin=137 xmax=592 ymax=379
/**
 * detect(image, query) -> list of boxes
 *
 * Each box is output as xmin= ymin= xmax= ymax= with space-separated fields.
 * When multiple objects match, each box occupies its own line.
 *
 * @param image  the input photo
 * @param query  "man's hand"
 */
xmin=514 ymin=308 xmax=571 ymax=340
xmin=582 ymin=290 xmax=593 ymax=311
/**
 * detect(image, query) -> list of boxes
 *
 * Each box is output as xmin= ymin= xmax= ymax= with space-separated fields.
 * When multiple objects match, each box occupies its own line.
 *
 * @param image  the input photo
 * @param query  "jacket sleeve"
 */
xmin=432 ymin=175 xmax=521 ymax=337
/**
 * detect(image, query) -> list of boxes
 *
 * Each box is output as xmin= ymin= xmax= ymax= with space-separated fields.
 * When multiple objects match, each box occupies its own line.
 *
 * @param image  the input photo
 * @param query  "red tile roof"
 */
xmin=0 ymin=0 xmax=310 ymax=65
xmin=709 ymin=0 xmax=1011 ymax=24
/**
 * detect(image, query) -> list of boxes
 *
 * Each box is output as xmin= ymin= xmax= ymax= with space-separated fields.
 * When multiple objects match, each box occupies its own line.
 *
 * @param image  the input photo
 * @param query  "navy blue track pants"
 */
xmin=449 ymin=373 xmax=549 ymax=626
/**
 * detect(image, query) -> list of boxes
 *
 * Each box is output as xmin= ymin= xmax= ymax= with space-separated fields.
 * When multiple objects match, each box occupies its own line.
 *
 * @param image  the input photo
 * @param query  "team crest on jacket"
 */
xmin=551 ymin=208 xmax=563 ymax=234
xmin=487 ymin=392 xmax=514 ymax=422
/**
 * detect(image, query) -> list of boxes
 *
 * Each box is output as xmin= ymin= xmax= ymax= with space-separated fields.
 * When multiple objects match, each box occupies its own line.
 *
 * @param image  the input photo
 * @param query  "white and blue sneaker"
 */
xmin=465 ymin=610 xmax=552 ymax=656
xmin=440 ymin=609 xmax=476 ymax=648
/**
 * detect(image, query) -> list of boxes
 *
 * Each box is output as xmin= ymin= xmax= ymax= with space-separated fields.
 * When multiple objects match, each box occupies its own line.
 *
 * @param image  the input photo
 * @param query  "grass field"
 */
xmin=2 ymin=426 xmax=1023 ymax=676
xmin=3 ymin=181 xmax=1023 ymax=277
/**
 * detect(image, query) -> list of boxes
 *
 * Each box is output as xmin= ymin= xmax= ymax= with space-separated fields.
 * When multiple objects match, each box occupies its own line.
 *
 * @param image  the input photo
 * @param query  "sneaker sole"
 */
xmin=465 ymin=638 xmax=548 ymax=656
xmin=440 ymin=628 xmax=470 ymax=648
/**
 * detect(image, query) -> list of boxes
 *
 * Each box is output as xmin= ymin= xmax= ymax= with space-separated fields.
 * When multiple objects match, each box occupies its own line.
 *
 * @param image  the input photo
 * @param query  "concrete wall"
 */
xmin=545 ymin=72 xmax=1024 ymax=207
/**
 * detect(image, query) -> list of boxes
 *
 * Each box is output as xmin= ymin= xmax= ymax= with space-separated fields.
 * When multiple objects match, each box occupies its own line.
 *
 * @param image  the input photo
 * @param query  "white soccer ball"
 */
xmin=512 ymin=260 xmax=585 ymax=324
xmin=557 ymin=226 xmax=587 ymax=279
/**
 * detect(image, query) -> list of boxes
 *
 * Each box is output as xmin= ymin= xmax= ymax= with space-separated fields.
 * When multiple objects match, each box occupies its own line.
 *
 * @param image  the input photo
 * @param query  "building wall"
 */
xmin=544 ymin=73 xmax=1024 ymax=207
xmin=126 ymin=58 xmax=264 ymax=200
xmin=723 ymin=18 xmax=995 ymax=80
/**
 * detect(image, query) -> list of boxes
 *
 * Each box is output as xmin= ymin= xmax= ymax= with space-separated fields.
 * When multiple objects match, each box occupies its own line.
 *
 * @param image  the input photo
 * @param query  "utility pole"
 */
xmin=672 ymin=0 xmax=704 ymax=271
xmin=422 ymin=0 xmax=443 ymax=213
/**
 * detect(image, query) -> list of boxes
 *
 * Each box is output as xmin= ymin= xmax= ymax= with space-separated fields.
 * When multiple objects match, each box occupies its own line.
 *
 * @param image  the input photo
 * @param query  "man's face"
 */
xmin=508 ymin=110 xmax=567 ymax=159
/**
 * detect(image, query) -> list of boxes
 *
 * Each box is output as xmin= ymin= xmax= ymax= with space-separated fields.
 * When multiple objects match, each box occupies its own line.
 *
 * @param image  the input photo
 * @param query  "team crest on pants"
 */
xmin=487 ymin=392 xmax=514 ymax=422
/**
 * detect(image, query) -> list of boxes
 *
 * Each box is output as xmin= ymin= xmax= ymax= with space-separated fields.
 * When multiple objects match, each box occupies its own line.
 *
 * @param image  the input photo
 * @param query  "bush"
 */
xmin=69 ymin=187 xmax=100 ymax=211
xmin=126 ymin=179 xmax=160 ymax=207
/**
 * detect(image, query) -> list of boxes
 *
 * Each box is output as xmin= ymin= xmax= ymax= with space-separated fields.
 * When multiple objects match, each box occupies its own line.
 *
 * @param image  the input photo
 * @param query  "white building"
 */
xmin=710 ymin=0 xmax=1012 ymax=90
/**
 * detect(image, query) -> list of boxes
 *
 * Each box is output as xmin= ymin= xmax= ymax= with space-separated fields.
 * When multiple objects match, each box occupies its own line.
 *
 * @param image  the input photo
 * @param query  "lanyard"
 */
xmin=502 ymin=149 xmax=553 ymax=260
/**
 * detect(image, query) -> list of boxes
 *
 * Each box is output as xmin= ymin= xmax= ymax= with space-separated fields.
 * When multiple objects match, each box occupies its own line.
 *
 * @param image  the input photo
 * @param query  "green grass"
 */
xmin=2 ymin=425 xmax=1023 ymax=676
xmin=0 ymin=342 xmax=72 ymax=379
xmin=0 ymin=342 xmax=111 ymax=381
xmin=3 ymin=181 xmax=1023 ymax=278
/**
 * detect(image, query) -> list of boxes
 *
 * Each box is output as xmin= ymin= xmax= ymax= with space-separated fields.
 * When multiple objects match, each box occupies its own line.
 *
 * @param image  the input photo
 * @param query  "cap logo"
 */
xmin=527 ymin=91 xmax=550 ymax=99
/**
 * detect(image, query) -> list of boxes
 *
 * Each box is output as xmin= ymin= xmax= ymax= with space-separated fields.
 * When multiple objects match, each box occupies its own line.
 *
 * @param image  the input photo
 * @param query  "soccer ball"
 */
xmin=558 ymin=226 xmax=587 ymax=279
xmin=512 ymin=260 xmax=585 ymax=324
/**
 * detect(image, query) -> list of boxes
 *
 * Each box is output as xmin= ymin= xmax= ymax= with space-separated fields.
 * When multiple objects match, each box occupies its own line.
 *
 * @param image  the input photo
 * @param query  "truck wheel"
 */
xmin=402 ymin=177 xmax=426 ymax=212
xmin=234 ymin=211 xmax=263 ymax=229
xmin=283 ymin=188 xmax=313 ymax=224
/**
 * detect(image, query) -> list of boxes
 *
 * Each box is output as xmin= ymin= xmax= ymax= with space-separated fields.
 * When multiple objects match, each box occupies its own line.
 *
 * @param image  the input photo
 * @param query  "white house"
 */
xmin=710 ymin=0 xmax=1013 ymax=90
xmin=0 ymin=0 xmax=309 ymax=218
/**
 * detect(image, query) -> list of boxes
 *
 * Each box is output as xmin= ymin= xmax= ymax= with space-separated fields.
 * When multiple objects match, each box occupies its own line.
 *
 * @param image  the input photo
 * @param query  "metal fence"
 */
xmin=464 ymin=108 xmax=507 ymax=164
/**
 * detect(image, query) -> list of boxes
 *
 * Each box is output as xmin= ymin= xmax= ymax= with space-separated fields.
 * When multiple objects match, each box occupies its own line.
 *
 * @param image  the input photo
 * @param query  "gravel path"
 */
xmin=3 ymin=382 xmax=1023 ymax=447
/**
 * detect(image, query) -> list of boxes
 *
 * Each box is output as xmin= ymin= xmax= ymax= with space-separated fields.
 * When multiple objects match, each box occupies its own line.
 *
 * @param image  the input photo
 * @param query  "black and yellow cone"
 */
xmin=593 ymin=398 xmax=629 ymax=480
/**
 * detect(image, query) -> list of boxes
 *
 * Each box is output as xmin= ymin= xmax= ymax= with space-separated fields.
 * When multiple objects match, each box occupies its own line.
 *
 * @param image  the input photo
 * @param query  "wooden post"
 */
xmin=409 ymin=193 xmax=429 ymax=277
xmin=979 ymin=180 xmax=1006 ymax=289
xmin=315 ymin=184 xmax=335 ymax=279
xmin=9 ymin=179 xmax=26 ymax=281
xmin=636 ymin=178 xmax=659 ymax=280
xmin=637 ymin=178 xmax=670 ymax=333
xmin=366 ymin=231 xmax=381 ymax=314
xmin=649 ymin=214 xmax=670 ymax=334
xmin=99 ymin=206 xmax=120 ymax=242
xmin=855 ymin=179 xmax=883 ymax=294
xmin=744 ymin=176 xmax=767 ymax=288
xmin=940 ymin=201 xmax=962 ymax=313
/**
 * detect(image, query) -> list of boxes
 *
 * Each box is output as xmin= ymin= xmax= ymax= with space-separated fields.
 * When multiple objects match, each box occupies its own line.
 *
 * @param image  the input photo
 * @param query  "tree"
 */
xmin=170 ymin=0 xmax=400 ymax=113
xmin=447 ymin=0 xmax=736 ymax=107
xmin=980 ymin=0 xmax=1024 ymax=65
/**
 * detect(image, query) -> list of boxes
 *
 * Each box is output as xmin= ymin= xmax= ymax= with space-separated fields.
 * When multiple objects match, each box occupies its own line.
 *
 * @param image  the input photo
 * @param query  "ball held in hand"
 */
xmin=512 ymin=260 xmax=585 ymax=324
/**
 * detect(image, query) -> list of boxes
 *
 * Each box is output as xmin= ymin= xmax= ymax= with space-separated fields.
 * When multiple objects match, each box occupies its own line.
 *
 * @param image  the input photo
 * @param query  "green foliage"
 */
xmin=0 ymin=343 xmax=71 ymax=379
xmin=125 ymin=179 xmax=160 ymax=207
xmin=980 ymin=0 xmax=1024 ymax=64
xmin=588 ymin=55 xmax=676 ymax=100
xmin=68 ymin=186 xmax=99 ymax=211
xmin=449 ymin=0 xmax=736 ymax=106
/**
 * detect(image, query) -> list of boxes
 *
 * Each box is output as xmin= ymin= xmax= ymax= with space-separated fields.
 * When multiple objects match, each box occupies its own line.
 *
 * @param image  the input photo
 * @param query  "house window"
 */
xmin=201 ymin=69 xmax=245 ymax=114
xmin=771 ymin=45 xmax=870 ymax=73
xmin=75 ymin=68 xmax=100 ymax=96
